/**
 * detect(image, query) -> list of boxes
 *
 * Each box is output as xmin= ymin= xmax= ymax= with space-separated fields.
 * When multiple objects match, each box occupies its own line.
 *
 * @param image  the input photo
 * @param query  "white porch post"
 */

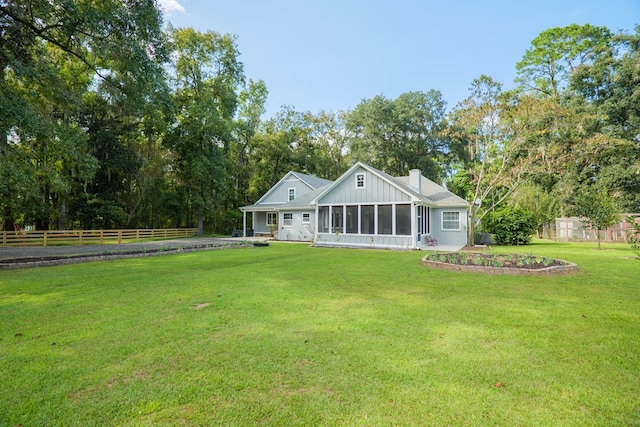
xmin=314 ymin=205 xmax=318 ymax=240
xmin=412 ymin=204 xmax=417 ymax=247
xmin=242 ymin=210 xmax=247 ymax=238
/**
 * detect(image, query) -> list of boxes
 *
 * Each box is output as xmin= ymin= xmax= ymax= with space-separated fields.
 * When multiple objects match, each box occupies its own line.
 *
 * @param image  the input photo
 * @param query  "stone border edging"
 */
xmin=0 ymin=243 xmax=253 ymax=270
xmin=421 ymin=255 xmax=578 ymax=276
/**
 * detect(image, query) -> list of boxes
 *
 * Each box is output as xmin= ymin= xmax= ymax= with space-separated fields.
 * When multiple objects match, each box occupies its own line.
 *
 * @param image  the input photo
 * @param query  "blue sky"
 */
xmin=159 ymin=0 xmax=639 ymax=118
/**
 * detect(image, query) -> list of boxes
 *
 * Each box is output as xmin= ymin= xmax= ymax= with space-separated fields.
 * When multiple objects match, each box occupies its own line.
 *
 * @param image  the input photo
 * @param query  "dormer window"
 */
xmin=355 ymin=173 xmax=365 ymax=189
xmin=288 ymin=187 xmax=296 ymax=201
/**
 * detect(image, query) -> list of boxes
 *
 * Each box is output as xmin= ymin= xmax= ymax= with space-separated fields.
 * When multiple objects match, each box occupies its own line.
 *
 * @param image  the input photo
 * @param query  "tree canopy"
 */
xmin=1 ymin=7 xmax=638 ymax=236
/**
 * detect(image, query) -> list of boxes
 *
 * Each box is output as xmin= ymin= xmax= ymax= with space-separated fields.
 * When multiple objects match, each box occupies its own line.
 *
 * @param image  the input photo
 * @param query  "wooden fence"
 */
xmin=1 ymin=228 xmax=198 ymax=248
xmin=555 ymin=215 xmax=640 ymax=243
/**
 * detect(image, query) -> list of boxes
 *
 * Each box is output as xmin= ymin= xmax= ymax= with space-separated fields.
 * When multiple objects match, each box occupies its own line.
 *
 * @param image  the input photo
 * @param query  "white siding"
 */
xmin=314 ymin=234 xmax=414 ymax=250
xmin=260 ymin=176 xmax=313 ymax=204
xmin=276 ymin=210 xmax=315 ymax=241
xmin=431 ymin=208 xmax=468 ymax=246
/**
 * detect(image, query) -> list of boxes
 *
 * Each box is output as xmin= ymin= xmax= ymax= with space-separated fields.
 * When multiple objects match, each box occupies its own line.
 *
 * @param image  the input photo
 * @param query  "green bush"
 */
xmin=483 ymin=206 xmax=536 ymax=245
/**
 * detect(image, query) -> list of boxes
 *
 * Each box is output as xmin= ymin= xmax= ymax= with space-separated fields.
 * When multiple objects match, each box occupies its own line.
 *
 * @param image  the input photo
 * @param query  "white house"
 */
xmin=239 ymin=171 xmax=332 ymax=238
xmin=240 ymin=162 xmax=470 ymax=249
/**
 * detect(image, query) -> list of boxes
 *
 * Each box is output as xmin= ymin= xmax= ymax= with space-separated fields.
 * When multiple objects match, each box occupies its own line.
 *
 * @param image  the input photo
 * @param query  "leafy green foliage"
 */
xmin=572 ymin=185 xmax=620 ymax=249
xmin=347 ymin=90 xmax=450 ymax=181
xmin=483 ymin=206 xmax=537 ymax=245
xmin=1 ymin=12 xmax=639 ymax=238
xmin=512 ymin=183 xmax=560 ymax=236
xmin=164 ymin=27 xmax=244 ymax=234
xmin=516 ymin=24 xmax=612 ymax=96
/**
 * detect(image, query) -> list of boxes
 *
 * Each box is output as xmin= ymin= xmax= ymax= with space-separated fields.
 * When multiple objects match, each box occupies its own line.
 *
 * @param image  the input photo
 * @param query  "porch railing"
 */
xmin=1 ymin=228 xmax=198 ymax=248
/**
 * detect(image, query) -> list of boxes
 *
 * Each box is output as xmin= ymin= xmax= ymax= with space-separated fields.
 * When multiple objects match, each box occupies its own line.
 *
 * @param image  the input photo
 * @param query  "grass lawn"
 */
xmin=1 ymin=241 xmax=639 ymax=426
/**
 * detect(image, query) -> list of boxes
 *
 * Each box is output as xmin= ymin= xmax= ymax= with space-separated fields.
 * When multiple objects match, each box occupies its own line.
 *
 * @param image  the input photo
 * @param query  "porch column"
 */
xmin=412 ymin=205 xmax=417 ymax=247
xmin=314 ymin=205 xmax=318 ymax=238
xmin=242 ymin=210 xmax=247 ymax=238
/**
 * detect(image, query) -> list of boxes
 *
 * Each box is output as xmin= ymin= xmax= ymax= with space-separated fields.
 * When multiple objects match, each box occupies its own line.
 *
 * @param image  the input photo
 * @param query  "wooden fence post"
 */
xmin=118 ymin=230 xmax=122 ymax=244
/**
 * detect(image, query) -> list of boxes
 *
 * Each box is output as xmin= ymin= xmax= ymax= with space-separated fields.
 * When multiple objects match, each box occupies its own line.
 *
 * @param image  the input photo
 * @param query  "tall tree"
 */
xmin=247 ymin=106 xmax=305 ymax=201
xmin=347 ymin=90 xmax=449 ymax=180
xmin=516 ymin=24 xmax=612 ymax=97
xmin=1 ymin=0 xmax=169 ymax=230
xmin=508 ymin=24 xmax=634 ymax=220
xmin=569 ymin=25 xmax=640 ymax=212
xmin=231 ymin=79 xmax=268 ymax=205
xmin=448 ymin=76 xmax=527 ymax=243
xmin=306 ymin=110 xmax=350 ymax=180
xmin=165 ymin=27 xmax=244 ymax=235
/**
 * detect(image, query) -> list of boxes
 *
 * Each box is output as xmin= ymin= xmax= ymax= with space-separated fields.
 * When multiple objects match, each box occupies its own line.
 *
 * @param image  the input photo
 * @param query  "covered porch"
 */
xmin=238 ymin=205 xmax=278 ymax=238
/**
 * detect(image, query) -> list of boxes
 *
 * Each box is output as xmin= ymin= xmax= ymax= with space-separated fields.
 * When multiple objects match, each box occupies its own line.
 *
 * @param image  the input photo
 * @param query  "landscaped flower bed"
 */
xmin=422 ymin=251 xmax=578 ymax=275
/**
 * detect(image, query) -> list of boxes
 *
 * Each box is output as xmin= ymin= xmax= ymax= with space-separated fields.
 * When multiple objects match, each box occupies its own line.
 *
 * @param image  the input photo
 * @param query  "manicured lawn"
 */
xmin=1 ymin=241 xmax=639 ymax=426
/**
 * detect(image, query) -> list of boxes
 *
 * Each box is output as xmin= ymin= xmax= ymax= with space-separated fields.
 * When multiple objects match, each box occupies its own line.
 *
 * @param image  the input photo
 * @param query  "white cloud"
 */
xmin=158 ymin=0 xmax=186 ymax=14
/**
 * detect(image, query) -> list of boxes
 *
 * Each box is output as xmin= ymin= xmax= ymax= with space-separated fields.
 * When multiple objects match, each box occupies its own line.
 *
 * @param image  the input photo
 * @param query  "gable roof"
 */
xmin=290 ymin=171 xmax=333 ymax=190
xmin=311 ymin=162 xmax=421 ymax=204
xmin=243 ymin=163 xmax=469 ymax=212
xmin=255 ymin=171 xmax=332 ymax=205
xmin=311 ymin=161 xmax=469 ymax=208
xmin=278 ymin=184 xmax=332 ymax=210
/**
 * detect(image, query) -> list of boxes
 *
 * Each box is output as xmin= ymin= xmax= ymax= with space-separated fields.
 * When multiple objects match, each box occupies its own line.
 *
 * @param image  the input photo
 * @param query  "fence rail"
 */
xmin=1 ymin=228 xmax=198 ymax=248
xmin=555 ymin=215 xmax=640 ymax=243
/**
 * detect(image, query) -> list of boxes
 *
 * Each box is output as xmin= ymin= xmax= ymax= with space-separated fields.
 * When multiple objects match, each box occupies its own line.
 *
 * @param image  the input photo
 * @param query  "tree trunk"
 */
xmin=468 ymin=208 xmax=475 ymax=246
xmin=197 ymin=213 xmax=204 ymax=236
xmin=2 ymin=200 xmax=14 ymax=232
xmin=58 ymin=197 xmax=67 ymax=230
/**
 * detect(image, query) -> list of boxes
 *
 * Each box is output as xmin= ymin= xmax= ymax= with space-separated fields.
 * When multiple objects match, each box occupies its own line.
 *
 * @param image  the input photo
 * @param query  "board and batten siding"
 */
xmin=277 ymin=210 xmax=315 ymax=241
xmin=317 ymin=167 xmax=411 ymax=205
xmin=430 ymin=207 xmax=468 ymax=247
xmin=259 ymin=176 xmax=312 ymax=204
xmin=314 ymin=234 xmax=414 ymax=250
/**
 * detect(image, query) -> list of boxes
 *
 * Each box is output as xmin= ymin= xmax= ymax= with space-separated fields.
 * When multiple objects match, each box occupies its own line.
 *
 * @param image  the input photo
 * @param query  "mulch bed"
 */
xmin=422 ymin=251 xmax=578 ymax=275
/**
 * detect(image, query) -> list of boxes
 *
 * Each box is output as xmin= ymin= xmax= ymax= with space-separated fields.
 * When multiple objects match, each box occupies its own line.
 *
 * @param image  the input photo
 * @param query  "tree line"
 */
xmin=2 ymin=2 xmax=638 ymax=236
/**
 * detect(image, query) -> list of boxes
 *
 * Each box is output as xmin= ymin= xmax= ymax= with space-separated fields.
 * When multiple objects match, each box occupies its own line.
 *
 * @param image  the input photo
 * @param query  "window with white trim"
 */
xmin=355 ymin=173 xmax=365 ymax=189
xmin=442 ymin=211 xmax=461 ymax=231
xmin=283 ymin=212 xmax=293 ymax=227
xmin=266 ymin=212 xmax=277 ymax=227
xmin=288 ymin=187 xmax=296 ymax=201
xmin=302 ymin=213 xmax=310 ymax=223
